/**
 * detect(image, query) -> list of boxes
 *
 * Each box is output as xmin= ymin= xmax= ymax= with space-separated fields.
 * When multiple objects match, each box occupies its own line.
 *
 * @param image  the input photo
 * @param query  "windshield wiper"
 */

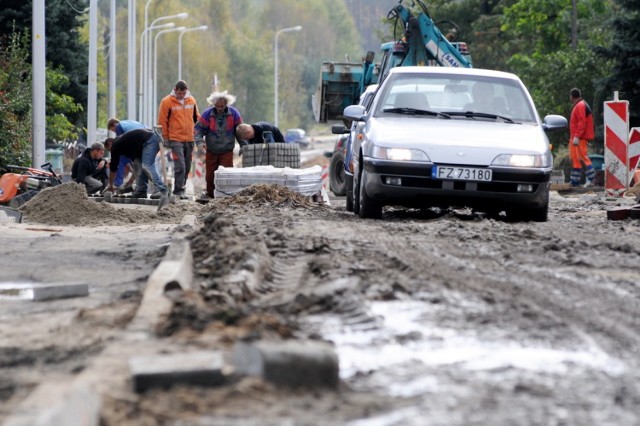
xmin=446 ymin=111 xmax=517 ymax=123
xmin=383 ymin=107 xmax=451 ymax=119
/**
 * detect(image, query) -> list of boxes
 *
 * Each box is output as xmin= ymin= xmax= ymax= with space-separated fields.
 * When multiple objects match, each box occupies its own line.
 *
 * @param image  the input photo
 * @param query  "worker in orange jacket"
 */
xmin=569 ymin=88 xmax=596 ymax=187
xmin=157 ymin=80 xmax=200 ymax=199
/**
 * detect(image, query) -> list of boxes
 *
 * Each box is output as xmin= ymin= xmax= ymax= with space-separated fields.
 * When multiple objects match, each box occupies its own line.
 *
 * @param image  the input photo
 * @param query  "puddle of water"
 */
xmin=308 ymin=300 xmax=626 ymax=388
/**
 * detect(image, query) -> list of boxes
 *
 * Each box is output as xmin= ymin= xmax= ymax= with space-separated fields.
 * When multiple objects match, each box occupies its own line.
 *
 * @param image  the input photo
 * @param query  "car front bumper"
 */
xmin=363 ymin=158 xmax=550 ymax=210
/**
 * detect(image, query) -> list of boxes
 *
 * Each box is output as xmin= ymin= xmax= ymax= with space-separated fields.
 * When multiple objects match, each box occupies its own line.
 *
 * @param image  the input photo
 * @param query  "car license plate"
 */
xmin=432 ymin=165 xmax=492 ymax=182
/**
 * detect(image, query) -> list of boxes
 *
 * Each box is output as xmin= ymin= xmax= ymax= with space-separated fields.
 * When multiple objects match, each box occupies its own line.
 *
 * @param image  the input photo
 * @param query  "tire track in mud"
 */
xmin=188 ymin=212 xmax=384 ymax=338
xmin=409 ymin=219 xmax=640 ymax=365
xmin=312 ymin=214 xmax=640 ymax=424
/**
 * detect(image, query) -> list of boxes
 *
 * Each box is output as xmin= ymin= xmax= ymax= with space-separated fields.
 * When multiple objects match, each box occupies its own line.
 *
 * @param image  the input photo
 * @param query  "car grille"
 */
xmin=394 ymin=176 xmax=538 ymax=193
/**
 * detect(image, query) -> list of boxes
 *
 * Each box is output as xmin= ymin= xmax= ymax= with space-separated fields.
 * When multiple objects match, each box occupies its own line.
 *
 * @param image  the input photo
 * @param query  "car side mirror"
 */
xmin=343 ymin=105 xmax=367 ymax=122
xmin=331 ymin=124 xmax=346 ymax=134
xmin=542 ymin=114 xmax=568 ymax=132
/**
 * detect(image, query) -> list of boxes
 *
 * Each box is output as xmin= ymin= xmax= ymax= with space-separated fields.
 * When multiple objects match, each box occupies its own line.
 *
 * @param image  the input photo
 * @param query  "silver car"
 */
xmin=344 ymin=67 xmax=567 ymax=221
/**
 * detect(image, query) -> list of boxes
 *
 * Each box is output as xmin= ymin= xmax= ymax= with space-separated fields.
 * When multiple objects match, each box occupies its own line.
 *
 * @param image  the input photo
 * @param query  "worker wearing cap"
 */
xmin=194 ymin=90 xmax=243 ymax=199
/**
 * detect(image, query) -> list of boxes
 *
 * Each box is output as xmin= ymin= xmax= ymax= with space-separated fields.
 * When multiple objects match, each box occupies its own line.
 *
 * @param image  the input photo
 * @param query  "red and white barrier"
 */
xmin=627 ymin=128 xmax=640 ymax=186
xmin=321 ymin=164 xmax=329 ymax=190
xmin=192 ymin=155 xmax=206 ymax=195
xmin=604 ymin=92 xmax=629 ymax=197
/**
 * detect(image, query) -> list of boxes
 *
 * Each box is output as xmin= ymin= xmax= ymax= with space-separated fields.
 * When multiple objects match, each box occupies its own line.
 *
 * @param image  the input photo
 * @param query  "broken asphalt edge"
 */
xmin=3 ymin=215 xmax=199 ymax=426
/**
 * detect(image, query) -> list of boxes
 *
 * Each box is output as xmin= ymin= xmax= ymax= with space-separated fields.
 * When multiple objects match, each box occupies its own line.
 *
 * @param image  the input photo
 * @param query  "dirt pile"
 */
xmin=19 ymin=183 xmax=204 ymax=226
xmin=160 ymin=184 xmax=330 ymax=339
xmin=210 ymin=184 xmax=324 ymax=209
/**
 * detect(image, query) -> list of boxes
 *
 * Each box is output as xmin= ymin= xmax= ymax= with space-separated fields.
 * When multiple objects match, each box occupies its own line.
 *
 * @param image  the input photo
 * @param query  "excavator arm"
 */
xmin=390 ymin=1 xmax=472 ymax=68
xmin=312 ymin=0 xmax=472 ymax=123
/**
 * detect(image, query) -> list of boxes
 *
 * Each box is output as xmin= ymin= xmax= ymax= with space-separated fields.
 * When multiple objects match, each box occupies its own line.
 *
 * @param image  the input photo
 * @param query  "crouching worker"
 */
xmin=104 ymin=128 xmax=168 ymax=203
xmin=71 ymin=142 xmax=108 ymax=194
xmin=236 ymin=122 xmax=285 ymax=145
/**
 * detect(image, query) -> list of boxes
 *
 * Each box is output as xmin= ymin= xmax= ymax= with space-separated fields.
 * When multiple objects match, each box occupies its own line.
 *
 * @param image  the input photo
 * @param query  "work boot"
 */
xmin=131 ymin=191 xmax=147 ymax=199
xmin=173 ymin=191 xmax=188 ymax=200
xmin=150 ymin=191 xmax=166 ymax=199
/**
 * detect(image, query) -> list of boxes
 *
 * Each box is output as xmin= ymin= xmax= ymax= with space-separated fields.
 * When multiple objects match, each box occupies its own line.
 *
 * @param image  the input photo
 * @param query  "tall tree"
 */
xmin=0 ymin=0 xmax=88 ymax=134
xmin=595 ymin=0 xmax=640 ymax=127
xmin=0 ymin=30 xmax=32 ymax=170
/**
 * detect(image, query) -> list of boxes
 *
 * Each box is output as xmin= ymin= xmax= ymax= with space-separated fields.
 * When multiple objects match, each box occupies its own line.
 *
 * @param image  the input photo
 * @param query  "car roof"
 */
xmin=387 ymin=66 xmax=520 ymax=81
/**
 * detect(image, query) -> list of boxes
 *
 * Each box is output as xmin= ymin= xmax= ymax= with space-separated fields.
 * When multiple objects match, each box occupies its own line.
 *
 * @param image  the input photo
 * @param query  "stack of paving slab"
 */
xmin=214 ymin=165 xmax=323 ymax=198
xmin=241 ymin=143 xmax=300 ymax=168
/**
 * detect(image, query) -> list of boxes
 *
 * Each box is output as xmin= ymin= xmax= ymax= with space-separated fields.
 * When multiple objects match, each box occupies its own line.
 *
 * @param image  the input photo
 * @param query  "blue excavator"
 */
xmin=312 ymin=0 xmax=473 ymax=123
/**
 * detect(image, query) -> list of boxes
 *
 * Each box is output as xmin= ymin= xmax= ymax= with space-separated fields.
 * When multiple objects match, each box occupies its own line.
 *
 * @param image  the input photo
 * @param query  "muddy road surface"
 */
xmin=1 ymin=182 xmax=640 ymax=425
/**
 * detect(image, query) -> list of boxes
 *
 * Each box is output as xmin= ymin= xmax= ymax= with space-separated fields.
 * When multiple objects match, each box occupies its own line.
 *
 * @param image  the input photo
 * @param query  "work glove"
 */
xmin=572 ymin=136 xmax=580 ymax=146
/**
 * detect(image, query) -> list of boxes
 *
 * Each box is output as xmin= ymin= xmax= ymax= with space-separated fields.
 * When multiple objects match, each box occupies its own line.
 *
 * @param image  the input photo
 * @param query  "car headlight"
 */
xmin=372 ymin=146 xmax=431 ymax=162
xmin=492 ymin=154 xmax=549 ymax=168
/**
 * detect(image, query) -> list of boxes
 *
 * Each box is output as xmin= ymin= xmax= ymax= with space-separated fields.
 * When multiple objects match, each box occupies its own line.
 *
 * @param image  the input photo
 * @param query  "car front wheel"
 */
xmin=358 ymin=170 xmax=382 ymax=219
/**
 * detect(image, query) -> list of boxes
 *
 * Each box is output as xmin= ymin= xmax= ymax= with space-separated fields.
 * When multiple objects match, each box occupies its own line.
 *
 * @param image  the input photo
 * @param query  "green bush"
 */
xmin=0 ymin=30 xmax=32 ymax=172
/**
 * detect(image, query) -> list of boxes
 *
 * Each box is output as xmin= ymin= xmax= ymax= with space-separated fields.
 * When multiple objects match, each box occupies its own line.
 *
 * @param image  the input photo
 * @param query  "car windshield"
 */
xmin=375 ymin=73 xmax=537 ymax=123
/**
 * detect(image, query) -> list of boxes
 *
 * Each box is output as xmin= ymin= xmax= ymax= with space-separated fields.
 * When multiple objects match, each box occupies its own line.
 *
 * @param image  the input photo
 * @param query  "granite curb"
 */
xmin=3 ymin=215 xmax=199 ymax=426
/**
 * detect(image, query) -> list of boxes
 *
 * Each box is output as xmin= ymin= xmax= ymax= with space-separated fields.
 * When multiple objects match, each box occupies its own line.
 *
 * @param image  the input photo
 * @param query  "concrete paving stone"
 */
xmin=129 ymin=351 xmax=226 ymax=393
xmin=0 ymin=281 xmax=89 ymax=301
xmin=0 ymin=206 xmax=23 ymax=223
xmin=3 ymin=382 xmax=101 ymax=426
xmin=233 ymin=340 xmax=339 ymax=389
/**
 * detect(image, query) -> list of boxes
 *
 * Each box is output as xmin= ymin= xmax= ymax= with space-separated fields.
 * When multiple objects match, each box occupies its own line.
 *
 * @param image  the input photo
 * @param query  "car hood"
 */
xmin=368 ymin=117 xmax=549 ymax=166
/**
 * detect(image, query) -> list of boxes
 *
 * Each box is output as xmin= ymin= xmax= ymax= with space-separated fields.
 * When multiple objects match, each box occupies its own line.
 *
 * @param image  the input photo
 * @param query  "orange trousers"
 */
xmin=569 ymin=139 xmax=592 ymax=169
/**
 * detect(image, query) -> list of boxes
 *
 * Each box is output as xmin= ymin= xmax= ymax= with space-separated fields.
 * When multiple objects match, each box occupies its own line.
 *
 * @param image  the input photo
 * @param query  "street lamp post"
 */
xmin=141 ymin=12 xmax=188 ymax=125
xmin=153 ymin=27 xmax=186 ymax=124
xmin=178 ymin=25 xmax=208 ymax=80
xmin=127 ymin=0 xmax=136 ymax=120
xmin=139 ymin=22 xmax=175 ymax=125
xmin=274 ymin=25 xmax=302 ymax=128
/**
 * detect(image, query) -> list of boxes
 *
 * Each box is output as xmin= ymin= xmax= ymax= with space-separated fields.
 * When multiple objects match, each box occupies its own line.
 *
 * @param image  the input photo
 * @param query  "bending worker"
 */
xmin=236 ymin=122 xmax=285 ymax=145
xmin=107 ymin=117 xmax=147 ymax=193
xmin=104 ymin=128 xmax=168 ymax=203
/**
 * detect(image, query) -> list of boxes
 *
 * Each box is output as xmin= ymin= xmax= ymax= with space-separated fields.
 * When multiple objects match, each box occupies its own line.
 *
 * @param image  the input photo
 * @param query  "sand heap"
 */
xmin=19 ymin=183 xmax=140 ymax=226
xmin=19 ymin=183 xmax=203 ymax=226
xmin=19 ymin=182 xmax=321 ymax=226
